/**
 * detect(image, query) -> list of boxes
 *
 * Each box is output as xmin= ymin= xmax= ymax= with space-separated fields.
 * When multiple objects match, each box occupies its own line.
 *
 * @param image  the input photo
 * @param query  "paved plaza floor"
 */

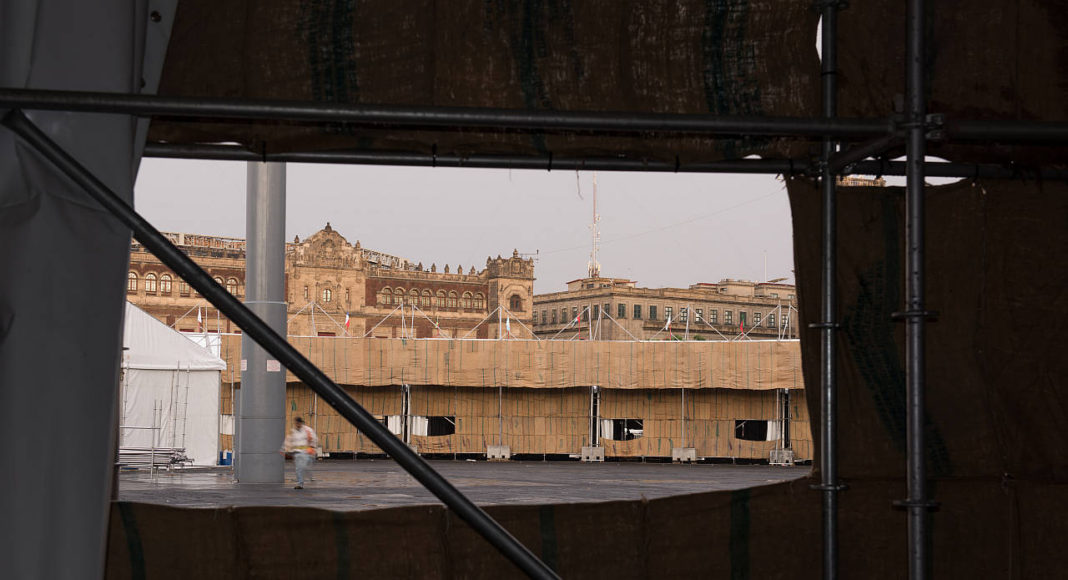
xmin=119 ymin=459 xmax=810 ymax=511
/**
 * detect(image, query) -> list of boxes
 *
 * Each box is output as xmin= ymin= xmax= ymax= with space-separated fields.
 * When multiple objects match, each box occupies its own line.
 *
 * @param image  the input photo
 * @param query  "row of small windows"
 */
xmin=127 ymin=272 xmax=240 ymax=297
xmin=536 ymin=304 xmax=781 ymax=328
xmin=377 ymin=287 xmax=486 ymax=310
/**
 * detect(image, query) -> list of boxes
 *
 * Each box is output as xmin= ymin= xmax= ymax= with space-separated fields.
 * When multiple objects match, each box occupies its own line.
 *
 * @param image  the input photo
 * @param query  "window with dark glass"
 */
xmin=725 ymin=310 xmax=733 ymax=325
xmin=649 ymin=305 xmax=657 ymax=320
xmin=768 ymin=313 xmax=776 ymax=327
xmin=617 ymin=303 xmax=626 ymax=318
xmin=633 ymin=304 xmax=642 ymax=319
xmin=679 ymin=307 xmax=688 ymax=322
xmin=551 ymin=310 xmax=557 ymax=324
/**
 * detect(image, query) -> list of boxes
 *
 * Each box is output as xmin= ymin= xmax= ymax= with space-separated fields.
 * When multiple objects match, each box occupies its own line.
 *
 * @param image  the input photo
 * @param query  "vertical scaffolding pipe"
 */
xmin=237 ymin=162 xmax=287 ymax=483
xmin=904 ymin=0 xmax=930 ymax=576
xmin=818 ymin=2 xmax=842 ymax=579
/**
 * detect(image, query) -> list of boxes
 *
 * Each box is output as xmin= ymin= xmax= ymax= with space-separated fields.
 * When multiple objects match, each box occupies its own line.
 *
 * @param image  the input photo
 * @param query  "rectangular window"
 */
xmin=179 ymin=281 xmax=190 ymax=297
xmin=710 ymin=309 xmax=718 ymax=324
xmin=754 ymin=312 xmax=762 ymax=325
xmin=679 ymin=307 xmax=688 ymax=322
xmin=551 ymin=310 xmax=557 ymax=324
xmin=427 ymin=416 xmax=456 ymax=437
xmin=725 ymin=310 xmax=733 ymax=325
xmin=768 ymin=313 xmax=776 ymax=327
xmin=572 ymin=306 xmax=579 ymax=322
xmin=665 ymin=306 xmax=673 ymax=322
xmin=735 ymin=420 xmax=769 ymax=441
xmin=541 ymin=310 xmax=547 ymax=325
xmin=582 ymin=307 xmax=590 ymax=322
xmin=695 ymin=308 xmax=703 ymax=322
xmin=618 ymin=303 xmax=626 ymax=318
xmin=317 ymin=331 xmax=336 ymax=337
xmin=603 ymin=303 xmax=610 ymax=317
xmin=649 ymin=305 xmax=657 ymax=320
xmin=633 ymin=304 xmax=642 ymax=319
xmin=592 ymin=304 xmax=600 ymax=319
xmin=739 ymin=312 xmax=747 ymax=328
xmin=602 ymin=419 xmax=644 ymax=441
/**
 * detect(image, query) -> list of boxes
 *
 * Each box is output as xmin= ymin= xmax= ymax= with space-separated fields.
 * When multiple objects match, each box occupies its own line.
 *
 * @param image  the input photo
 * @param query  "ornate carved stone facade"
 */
xmin=127 ymin=225 xmax=535 ymax=339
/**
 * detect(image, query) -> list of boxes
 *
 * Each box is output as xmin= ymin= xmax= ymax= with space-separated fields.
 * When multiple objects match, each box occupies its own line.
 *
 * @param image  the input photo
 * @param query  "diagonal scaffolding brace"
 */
xmin=0 ymin=109 xmax=559 ymax=580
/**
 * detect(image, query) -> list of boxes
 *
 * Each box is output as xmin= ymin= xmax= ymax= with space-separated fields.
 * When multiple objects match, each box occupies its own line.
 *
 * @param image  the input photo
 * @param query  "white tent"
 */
xmin=120 ymin=302 xmax=227 ymax=466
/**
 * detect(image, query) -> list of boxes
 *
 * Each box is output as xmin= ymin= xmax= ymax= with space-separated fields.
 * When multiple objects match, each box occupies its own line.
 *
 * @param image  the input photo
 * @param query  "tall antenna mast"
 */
xmin=587 ymin=172 xmax=601 ymax=278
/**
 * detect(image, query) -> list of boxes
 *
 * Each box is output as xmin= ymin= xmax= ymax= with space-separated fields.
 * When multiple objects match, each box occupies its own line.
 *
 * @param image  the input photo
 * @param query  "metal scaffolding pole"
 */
xmin=816 ymin=3 xmax=843 ymax=579
xmin=902 ymin=0 xmax=934 ymax=576
xmin=0 ymin=109 xmax=559 ymax=580
xmin=140 ymin=143 xmax=1068 ymax=180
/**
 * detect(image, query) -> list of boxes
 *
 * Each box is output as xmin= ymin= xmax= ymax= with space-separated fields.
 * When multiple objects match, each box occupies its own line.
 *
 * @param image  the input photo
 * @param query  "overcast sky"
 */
xmin=134 ymin=160 xmax=796 ymax=294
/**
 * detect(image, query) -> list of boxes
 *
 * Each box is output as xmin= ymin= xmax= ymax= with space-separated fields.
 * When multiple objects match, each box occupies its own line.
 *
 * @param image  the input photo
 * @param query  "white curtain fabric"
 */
xmin=600 ymin=419 xmax=614 ymax=441
xmin=386 ymin=415 xmax=404 ymax=435
xmin=408 ymin=416 xmax=429 ymax=437
xmin=766 ymin=420 xmax=783 ymax=441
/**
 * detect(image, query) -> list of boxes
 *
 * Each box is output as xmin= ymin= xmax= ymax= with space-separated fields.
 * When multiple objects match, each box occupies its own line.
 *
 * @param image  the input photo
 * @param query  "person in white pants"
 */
xmin=282 ymin=417 xmax=318 ymax=489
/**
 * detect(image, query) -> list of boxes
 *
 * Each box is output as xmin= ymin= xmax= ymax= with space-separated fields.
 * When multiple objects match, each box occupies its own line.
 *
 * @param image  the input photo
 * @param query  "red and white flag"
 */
xmin=197 ymin=308 xmax=203 ymax=331
xmin=344 ymin=312 xmax=351 ymax=335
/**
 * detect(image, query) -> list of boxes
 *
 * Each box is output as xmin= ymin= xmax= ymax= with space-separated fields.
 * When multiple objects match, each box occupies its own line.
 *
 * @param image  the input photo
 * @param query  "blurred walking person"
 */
xmin=282 ymin=417 xmax=318 ymax=489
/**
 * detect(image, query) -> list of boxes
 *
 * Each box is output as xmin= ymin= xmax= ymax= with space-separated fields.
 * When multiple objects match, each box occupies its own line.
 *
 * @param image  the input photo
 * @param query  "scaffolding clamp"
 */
xmin=892 ymin=499 xmax=940 ymax=511
xmin=807 ymin=321 xmax=841 ymax=329
xmin=890 ymin=310 xmax=939 ymax=321
xmin=810 ymin=482 xmax=850 ymax=492
xmin=811 ymin=0 xmax=849 ymax=11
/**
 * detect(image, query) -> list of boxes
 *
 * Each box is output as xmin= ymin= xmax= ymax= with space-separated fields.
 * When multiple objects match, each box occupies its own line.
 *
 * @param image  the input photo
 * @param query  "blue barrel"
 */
xmin=218 ymin=451 xmax=233 ymax=466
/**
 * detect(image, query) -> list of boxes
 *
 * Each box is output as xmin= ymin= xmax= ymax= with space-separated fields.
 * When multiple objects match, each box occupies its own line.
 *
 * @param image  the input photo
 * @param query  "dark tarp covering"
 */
xmin=838 ymin=0 xmax=1068 ymax=165
xmin=149 ymin=0 xmax=819 ymax=163
xmin=788 ymin=177 xmax=1068 ymax=482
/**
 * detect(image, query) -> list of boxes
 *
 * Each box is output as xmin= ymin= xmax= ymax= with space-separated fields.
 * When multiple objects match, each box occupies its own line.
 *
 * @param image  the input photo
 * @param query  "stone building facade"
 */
xmin=532 ymin=276 xmax=799 ymax=341
xmin=127 ymin=224 xmax=535 ymax=339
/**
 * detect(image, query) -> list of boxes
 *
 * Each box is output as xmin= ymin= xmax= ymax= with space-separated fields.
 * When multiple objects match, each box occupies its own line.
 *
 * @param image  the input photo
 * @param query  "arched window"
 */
xmin=509 ymin=294 xmax=522 ymax=312
xmin=447 ymin=291 xmax=457 ymax=308
xmin=322 ymin=288 xmax=332 ymax=302
xmin=127 ymin=272 xmax=138 ymax=292
xmin=409 ymin=288 xmax=418 ymax=305
xmin=145 ymin=273 xmax=158 ymax=294
xmin=380 ymin=287 xmax=393 ymax=305
xmin=160 ymin=274 xmax=172 ymax=295
xmin=462 ymin=292 xmax=473 ymax=309
xmin=474 ymin=293 xmax=486 ymax=310
xmin=226 ymin=278 xmax=239 ymax=296
xmin=395 ymin=288 xmax=406 ymax=304
xmin=436 ymin=290 xmax=446 ymax=308
xmin=421 ymin=289 xmax=431 ymax=307
xmin=214 ymin=276 xmax=224 ymax=286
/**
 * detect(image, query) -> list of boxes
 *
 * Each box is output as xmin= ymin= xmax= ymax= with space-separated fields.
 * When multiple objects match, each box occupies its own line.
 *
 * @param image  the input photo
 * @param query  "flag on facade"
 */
xmin=505 ymin=317 xmax=511 ymax=335
xmin=664 ymin=315 xmax=672 ymax=331
xmin=740 ymin=320 xmax=744 ymax=333
xmin=575 ymin=311 xmax=581 ymax=324
xmin=344 ymin=312 xmax=351 ymax=334
xmin=197 ymin=307 xmax=203 ymax=331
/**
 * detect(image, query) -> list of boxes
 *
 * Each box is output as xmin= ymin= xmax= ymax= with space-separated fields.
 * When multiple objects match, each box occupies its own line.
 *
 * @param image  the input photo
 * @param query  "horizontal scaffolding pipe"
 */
xmin=0 ymin=109 xmax=559 ymax=580
xmin=5 ymin=88 xmax=1068 ymax=142
xmin=0 ymin=87 xmax=899 ymax=139
xmin=143 ymin=143 xmax=1068 ymax=180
